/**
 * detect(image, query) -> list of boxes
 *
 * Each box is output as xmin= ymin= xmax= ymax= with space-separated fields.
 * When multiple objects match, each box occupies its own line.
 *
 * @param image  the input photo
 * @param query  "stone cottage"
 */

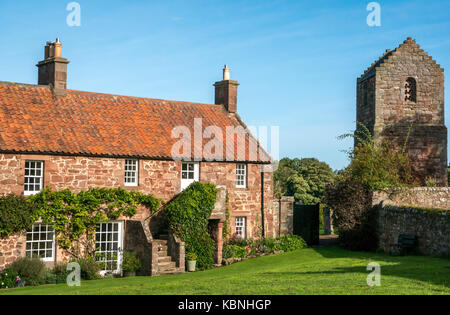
xmin=0 ymin=39 xmax=281 ymax=275
xmin=357 ymin=37 xmax=447 ymax=186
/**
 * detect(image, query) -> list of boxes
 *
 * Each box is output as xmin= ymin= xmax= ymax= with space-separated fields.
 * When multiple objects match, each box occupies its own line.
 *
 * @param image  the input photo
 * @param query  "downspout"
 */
xmin=261 ymin=166 xmax=265 ymax=238
xmin=278 ymin=197 xmax=282 ymax=237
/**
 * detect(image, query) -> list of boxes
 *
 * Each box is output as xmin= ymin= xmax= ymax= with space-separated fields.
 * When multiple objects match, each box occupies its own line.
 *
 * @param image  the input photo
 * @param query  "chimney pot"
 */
xmin=223 ymin=64 xmax=230 ymax=80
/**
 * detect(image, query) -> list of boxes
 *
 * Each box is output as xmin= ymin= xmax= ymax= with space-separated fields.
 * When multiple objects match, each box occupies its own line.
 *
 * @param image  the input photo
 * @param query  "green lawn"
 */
xmin=1 ymin=247 xmax=449 ymax=295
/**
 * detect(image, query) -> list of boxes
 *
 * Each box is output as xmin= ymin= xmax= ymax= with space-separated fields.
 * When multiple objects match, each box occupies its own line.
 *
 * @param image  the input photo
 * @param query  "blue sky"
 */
xmin=0 ymin=0 xmax=449 ymax=170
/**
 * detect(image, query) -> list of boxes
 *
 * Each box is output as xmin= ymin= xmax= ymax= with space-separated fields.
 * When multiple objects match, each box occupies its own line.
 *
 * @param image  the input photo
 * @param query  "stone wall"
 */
xmin=377 ymin=206 xmax=449 ymax=256
xmin=374 ymin=187 xmax=450 ymax=256
xmin=0 ymin=234 xmax=25 ymax=269
xmin=372 ymin=187 xmax=450 ymax=210
xmin=0 ymin=153 xmax=275 ymax=269
xmin=272 ymin=196 xmax=294 ymax=237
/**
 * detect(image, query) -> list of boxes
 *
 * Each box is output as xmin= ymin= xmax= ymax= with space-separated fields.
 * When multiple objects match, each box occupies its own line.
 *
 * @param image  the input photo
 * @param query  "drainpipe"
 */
xmin=278 ymin=197 xmax=282 ymax=237
xmin=261 ymin=165 xmax=265 ymax=238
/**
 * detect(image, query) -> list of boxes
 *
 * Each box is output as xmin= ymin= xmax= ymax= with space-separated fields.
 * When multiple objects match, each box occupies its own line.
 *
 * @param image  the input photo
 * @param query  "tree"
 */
xmin=339 ymin=123 xmax=415 ymax=190
xmin=274 ymin=157 xmax=335 ymax=205
xmin=324 ymin=123 xmax=415 ymax=250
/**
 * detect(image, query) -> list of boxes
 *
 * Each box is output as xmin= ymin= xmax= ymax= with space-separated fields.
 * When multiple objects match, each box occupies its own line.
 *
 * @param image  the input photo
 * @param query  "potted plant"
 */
xmin=186 ymin=252 xmax=197 ymax=272
xmin=122 ymin=251 xmax=141 ymax=277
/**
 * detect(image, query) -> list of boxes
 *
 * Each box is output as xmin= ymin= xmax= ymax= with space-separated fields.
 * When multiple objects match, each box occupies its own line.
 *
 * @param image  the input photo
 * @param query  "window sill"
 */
xmin=24 ymin=191 xmax=40 ymax=196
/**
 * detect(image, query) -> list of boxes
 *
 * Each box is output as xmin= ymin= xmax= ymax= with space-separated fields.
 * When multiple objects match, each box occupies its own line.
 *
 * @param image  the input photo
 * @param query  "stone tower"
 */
xmin=357 ymin=37 xmax=447 ymax=186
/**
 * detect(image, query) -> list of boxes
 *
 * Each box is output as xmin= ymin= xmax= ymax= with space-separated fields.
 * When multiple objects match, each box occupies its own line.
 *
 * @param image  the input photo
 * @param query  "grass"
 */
xmin=1 ymin=247 xmax=449 ymax=295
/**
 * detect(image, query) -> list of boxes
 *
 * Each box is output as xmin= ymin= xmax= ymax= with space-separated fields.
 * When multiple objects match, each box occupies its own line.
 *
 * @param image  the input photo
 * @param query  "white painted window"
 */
xmin=235 ymin=217 xmax=246 ymax=239
xmin=26 ymin=224 xmax=55 ymax=262
xmin=95 ymin=222 xmax=123 ymax=274
xmin=181 ymin=162 xmax=199 ymax=191
xmin=236 ymin=164 xmax=247 ymax=188
xmin=24 ymin=161 xmax=44 ymax=195
xmin=124 ymin=159 xmax=138 ymax=186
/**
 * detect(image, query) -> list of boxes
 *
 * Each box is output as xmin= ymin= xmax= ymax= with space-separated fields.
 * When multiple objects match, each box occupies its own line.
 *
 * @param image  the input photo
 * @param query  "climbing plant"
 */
xmin=222 ymin=192 xmax=231 ymax=239
xmin=0 ymin=187 xmax=161 ymax=258
xmin=164 ymin=182 xmax=217 ymax=270
xmin=0 ymin=194 xmax=37 ymax=238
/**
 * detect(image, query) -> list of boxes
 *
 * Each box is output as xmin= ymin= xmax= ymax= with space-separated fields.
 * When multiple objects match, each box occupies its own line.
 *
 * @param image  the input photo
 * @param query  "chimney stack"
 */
xmin=214 ymin=65 xmax=239 ymax=113
xmin=36 ymin=38 xmax=69 ymax=96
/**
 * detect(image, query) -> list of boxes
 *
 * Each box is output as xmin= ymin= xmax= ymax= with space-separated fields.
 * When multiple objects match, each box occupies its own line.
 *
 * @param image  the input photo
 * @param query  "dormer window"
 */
xmin=405 ymin=77 xmax=417 ymax=102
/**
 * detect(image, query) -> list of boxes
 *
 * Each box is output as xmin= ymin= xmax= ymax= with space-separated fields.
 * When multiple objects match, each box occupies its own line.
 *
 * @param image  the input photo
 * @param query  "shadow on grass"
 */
xmin=265 ymin=246 xmax=450 ymax=289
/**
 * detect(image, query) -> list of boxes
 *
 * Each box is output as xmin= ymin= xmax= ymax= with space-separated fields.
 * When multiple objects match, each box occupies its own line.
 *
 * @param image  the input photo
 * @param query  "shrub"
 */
xmin=74 ymin=257 xmax=101 ymax=280
xmin=324 ymin=178 xmax=378 ymax=251
xmin=223 ymin=235 xmax=307 ymax=259
xmin=9 ymin=257 xmax=46 ymax=286
xmin=45 ymin=264 xmax=71 ymax=284
xmin=0 ymin=268 xmax=20 ymax=289
xmin=323 ymin=123 xmax=415 ymax=251
xmin=164 ymin=182 xmax=217 ymax=270
xmin=122 ymin=251 xmax=141 ymax=272
xmin=276 ymin=235 xmax=307 ymax=252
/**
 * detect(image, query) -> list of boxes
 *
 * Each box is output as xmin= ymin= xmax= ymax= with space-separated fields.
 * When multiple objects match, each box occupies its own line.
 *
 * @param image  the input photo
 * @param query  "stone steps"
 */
xmin=154 ymin=238 xmax=181 ymax=275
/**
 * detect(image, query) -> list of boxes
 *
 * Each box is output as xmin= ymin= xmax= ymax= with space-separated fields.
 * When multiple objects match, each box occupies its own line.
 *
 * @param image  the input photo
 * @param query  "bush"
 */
xmin=164 ymin=182 xmax=217 ymax=271
xmin=0 ymin=268 xmax=20 ymax=289
xmin=74 ymin=257 xmax=101 ymax=280
xmin=9 ymin=257 xmax=46 ymax=286
xmin=324 ymin=178 xmax=378 ymax=251
xmin=276 ymin=235 xmax=308 ymax=252
xmin=223 ymin=235 xmax=307 ymax=259
xmin=122 ymin=251 xmax=141 ymax=272
xmin=323 ymin=123 xmax=415 ymax=251
xmin=45 ymin=264 xmax=70 ymax=284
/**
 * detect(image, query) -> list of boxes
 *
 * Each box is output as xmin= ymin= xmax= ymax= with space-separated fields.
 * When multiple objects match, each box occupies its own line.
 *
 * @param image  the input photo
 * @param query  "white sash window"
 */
xmin=124 ymin=159 xmax=139 ymax=186
xmin=235 ymin=217 xmax=246 ymax=239
xmin=181 ymin=162 xmax=199 ymax=191
xmin=26 ymin=224 xmax=55 ymax=262
xmin=236 ymin=164 xmax=247 ymax=188
xmin=95 ymin=222 xmax=123 ymax=274
xmin=24 ymin=161 xmax=44 ymax=195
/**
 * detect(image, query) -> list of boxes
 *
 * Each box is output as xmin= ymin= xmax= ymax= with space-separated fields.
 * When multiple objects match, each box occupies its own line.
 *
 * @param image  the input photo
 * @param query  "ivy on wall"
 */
xmin=0 ymin=187 xmax=161 ymax=258
xmin=164 ymin=182 xmax=218 ymax=270
xmin=222 ymin=193 xmax=230 ymax=239
xmin=0 ymin=195 xmax=37 ymax=238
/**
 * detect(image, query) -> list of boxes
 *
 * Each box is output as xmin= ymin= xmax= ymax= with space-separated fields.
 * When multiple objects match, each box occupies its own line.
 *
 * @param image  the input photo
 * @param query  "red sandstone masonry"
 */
xmin=357 ymin=38 xmax=447 ymax=186
xmin=0 ymin=153 xmax=274 ymax=269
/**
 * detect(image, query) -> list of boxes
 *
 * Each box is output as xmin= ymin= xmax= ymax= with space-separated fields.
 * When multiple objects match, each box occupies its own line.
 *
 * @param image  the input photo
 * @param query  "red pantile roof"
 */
xmin=0 ymin=82 xmax=271 ymax=163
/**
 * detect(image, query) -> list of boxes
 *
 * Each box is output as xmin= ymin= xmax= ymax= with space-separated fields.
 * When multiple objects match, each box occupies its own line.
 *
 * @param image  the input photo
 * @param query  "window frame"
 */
xmin=124 ymin=159 xmax=139 ymax=187
xmin=180 ymin=162 xmax=199 ymax=191
xmin=24 ymin=160 xmax=44 ymax=196
xmin=95 ymin=221 xmax=124 ymax=275
xmin=236 ymin=164 xmax=247 ymax=188
xmin=25 ymin=224 xmax=55 ymax=262
xmin=405 ymin=77 xmax=417 ymax=103
xmin=235 ymin=217 xmax=247 ymax=239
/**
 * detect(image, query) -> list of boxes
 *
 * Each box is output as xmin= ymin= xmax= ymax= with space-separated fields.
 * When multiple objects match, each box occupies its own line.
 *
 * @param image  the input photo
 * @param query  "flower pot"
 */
xmin=123 ymin=270 xmax=136 ymax=277
xmin=187 ymin=260 xmax=197 ymax=272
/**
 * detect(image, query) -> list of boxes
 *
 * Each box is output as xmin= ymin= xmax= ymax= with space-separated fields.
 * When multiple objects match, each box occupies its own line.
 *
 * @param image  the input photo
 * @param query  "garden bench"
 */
xmin=394 ymin=234 xmax=417 ymax=255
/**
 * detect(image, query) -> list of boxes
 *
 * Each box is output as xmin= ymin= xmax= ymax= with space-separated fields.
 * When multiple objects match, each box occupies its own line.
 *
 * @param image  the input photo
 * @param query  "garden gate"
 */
xmin=293 ymin=204 xmax=320 ymax=246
